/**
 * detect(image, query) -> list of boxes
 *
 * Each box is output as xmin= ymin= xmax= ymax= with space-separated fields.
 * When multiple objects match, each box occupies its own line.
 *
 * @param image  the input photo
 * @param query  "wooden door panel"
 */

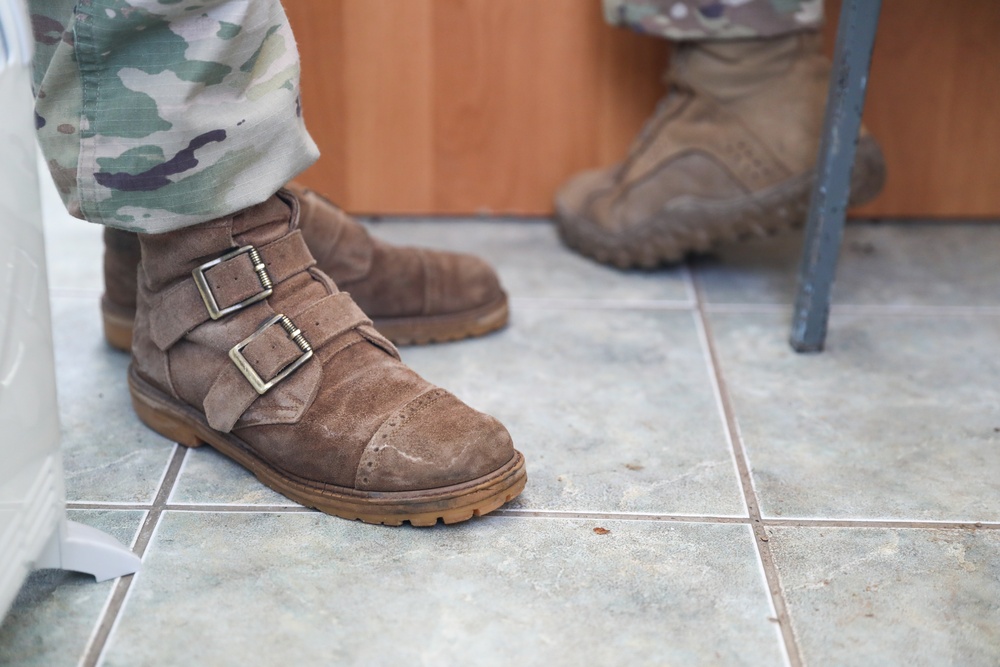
xmin=286 ymin=0 xmax=1000 ymax=217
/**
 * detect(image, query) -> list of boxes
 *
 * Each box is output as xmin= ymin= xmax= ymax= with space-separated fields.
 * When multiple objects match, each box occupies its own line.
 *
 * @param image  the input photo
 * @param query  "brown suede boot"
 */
xmin=101 ymin=182 xmax=508 ymax=350
xmin=128 ymin=190 xmax=525 ymax=525
xmin=102 ymin=226 xmax=142 ymax=351
xmin=555 ymin=33 xmax=887 ymax=269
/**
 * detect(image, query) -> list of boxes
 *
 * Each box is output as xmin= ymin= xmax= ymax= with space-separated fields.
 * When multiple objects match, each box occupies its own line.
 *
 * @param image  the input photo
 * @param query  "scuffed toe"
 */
xmin=355 ymin=388 xmax=515 ymax=492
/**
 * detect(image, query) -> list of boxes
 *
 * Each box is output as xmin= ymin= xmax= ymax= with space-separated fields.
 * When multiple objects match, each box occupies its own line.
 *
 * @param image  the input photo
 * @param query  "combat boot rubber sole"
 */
xmin=556 ymin=135 xmax=887 ymax=270
xmin=128 ymin=365 xmax=527 ymax=526
xmin=104 ymin=292 xmax=509 ymax=352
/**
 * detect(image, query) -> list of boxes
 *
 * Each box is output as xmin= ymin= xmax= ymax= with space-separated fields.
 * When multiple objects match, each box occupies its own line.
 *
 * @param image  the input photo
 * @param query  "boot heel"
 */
xmin=100 ymin=297 xmax=136 ymax=353
xmin=130 ymin=387 xmax=204 ymax=448
xmin=102 ymin=311 xmax=134 ymax=353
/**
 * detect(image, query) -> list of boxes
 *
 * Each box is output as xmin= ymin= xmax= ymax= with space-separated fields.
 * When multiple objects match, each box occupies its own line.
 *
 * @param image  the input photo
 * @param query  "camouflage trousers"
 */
xmin=29 ymin=0 xmax=318 ymax=233
xmin=603 ymin=0 xmax=823 ymax=40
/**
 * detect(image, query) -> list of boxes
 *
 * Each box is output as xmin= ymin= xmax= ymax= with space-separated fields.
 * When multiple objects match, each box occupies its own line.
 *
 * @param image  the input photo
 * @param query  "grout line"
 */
xmin=62 ymin=500 xmax=1000 ymax=530
xmin=690 ymin=271 xmax=802 ymax=667
xmin=763 ymin=518 xmax=1000 ymax=530
xmin=704 ymin=302 xmax=1000 ymax=317
xmin=163 ymin=444 xmax=195 ymax=506
xmin=703 ymin=303 xmax=790 ymax=314
xmin=490 ymin=509 xmax=747 ymax=523
xmin=679 ymin=264 xmax=699 ymax=306
xmin=91 ymin=507 xmax=174 ymax=667
xmin=66 ymin=502 xmax=154 ymax=510
xmin=685 ymin=264 xmax=753 ymax=521
xmin=510 ymin=296 xmax=695 ymax=311
xmin=79 ymin=445 xmax=187 ymax=667
xmin=146 ymin=446 xmax=183 ymax=507
xmin=165 ymin=504 xmax=312 ymax=513
xmin=74 ymin=509 xmax=148 ymax=667
xmin=65 ymin=501 xmax=305 ymax=512
xmin=832 ymin=304 xmax=1000 ymax=317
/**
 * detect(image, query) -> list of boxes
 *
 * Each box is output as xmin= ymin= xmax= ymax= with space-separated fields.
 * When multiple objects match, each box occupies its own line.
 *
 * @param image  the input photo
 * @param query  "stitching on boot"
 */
xmin=354 ymin=388 xmax=449 ymax=489
xmin=161 ymin=348 xmax=182 ymax=401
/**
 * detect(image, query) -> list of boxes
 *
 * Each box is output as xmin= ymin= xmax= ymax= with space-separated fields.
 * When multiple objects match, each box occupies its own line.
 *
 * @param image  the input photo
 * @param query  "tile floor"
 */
xmin=2 ymin=177 xmax=999 ymax=666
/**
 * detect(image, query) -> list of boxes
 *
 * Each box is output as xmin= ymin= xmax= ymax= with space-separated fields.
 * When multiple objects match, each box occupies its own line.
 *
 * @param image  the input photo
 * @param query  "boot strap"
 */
xmin=149 ymin=230 xmax=315 ymax=350
xmin=203 ymin=293 xmax=375 ymax=433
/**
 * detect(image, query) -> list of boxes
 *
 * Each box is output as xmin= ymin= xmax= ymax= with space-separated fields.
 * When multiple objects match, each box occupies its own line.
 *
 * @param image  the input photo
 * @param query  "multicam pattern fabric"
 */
xmin=603 ymin=0 xmax=824 ymax=40
xmin=29 ymin=0 xmax=318 ymax=232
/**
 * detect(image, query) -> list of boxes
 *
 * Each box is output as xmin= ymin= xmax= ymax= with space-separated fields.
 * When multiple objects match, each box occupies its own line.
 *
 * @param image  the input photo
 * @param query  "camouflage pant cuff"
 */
xmin=30 ymin=0 xmax=318 ymax=233
xmin=602 ymin=0 xmax=824 ymax=41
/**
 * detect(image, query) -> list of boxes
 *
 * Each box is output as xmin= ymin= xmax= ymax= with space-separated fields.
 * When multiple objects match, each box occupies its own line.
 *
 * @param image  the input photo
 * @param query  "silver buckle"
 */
xmin=192 ymin=245 xmax=274 ymax=320
xmin=228 ymin=314 xmax=313 ymax=395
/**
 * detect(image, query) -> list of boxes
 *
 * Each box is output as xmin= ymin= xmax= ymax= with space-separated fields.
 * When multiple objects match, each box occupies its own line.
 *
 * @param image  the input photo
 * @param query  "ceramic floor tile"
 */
xmin=695 ymin=223 xmax=1000 ymax=307
xmin=169 ymin=447 xmax=299 ymax=506
xmin=709 ymin=311 xmax=1000 ymax=521
xmin=769 ymin=526 xmax=1000 ymax=667
xmin=0 ymin=510 xmax=144 ymax=667
xmin=401 ymin=307 xmax=746 ymax=517
xmin=52 ymin=297 xmax=175 ymax=503
xmin=363 ymin=219 xmax=691 ymax=303
xmin=102 ymin=513 xmax=782 ymax=667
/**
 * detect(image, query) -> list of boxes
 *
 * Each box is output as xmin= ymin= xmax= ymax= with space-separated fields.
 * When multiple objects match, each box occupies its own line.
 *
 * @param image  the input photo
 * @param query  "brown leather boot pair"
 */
xmin=117 ymin=188 xmax=525 ymax=526
xmin=556 ymin=33 xmax=887 ymax=268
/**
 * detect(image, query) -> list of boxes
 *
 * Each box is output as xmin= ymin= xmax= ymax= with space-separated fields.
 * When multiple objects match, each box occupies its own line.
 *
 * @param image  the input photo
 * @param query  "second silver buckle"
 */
xmin=228 ymin=314 xmax=314 ymax=395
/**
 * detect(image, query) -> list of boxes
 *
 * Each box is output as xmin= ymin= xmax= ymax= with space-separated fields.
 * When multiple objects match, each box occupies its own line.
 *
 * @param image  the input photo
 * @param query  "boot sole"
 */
xmin=555 ymin=135 xmax=887 ymax=269
xmin=102 ymin=293 xmax=509 ymax=352
xmin=372 ymin=293 xmax=509 ymax=346
xmin=101 ymin=295 xmax=136 ymax=352
xmin=128 ymin=365 xmax=526 ymax=526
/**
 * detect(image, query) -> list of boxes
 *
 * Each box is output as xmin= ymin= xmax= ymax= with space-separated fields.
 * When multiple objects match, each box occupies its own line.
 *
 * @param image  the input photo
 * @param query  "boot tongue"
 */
xmin=669 ymin=33 xmax=808 ymax=103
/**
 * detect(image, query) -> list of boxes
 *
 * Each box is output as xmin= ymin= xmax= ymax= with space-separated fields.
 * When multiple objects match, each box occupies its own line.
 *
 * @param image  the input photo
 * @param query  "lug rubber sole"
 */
xmin=555 ymin=135 xmax=888 ymax=269
xmin=128 ymin=365 xmax=526 ymax=526
xmin=103 ymin=293 xmax=509 ymax=353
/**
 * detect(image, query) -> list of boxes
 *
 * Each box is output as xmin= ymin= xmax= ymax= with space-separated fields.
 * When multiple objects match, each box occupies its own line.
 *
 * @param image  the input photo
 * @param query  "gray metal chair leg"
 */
xmin=790 ymin=0 xmax=882 ymax=353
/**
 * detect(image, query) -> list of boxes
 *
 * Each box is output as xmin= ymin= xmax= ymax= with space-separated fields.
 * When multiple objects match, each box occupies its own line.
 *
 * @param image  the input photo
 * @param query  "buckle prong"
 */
xmin=192 ymin=245 xmax=273 ymax=320
xmin=229 ymin=314 xmax=313 ymax=395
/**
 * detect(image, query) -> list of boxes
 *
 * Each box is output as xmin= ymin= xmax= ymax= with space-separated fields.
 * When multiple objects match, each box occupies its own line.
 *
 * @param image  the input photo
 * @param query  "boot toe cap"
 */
xmin=355 ymin=389 xmax=515 ymax=492
xmin=424 ymin=249 xmax=505 ymax=314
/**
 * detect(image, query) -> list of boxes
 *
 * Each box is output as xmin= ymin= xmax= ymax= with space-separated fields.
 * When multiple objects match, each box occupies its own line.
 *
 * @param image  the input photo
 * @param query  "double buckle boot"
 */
xmin=128 ymin=190 xmax=526 ymax=525
xmin=102 ymin=182 xmax=508 ymax=350
xmin=555 ymin=33 xmax=887 ymax=269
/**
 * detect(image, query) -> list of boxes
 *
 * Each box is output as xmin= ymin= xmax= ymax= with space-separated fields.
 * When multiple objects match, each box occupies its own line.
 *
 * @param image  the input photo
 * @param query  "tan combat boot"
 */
xmin=555 ymin=33 xmax=886 ymax=268
xmin=128 ymin=189 xmax=526 ymax=525
xmin=102 ymin=182 xmax=508 ymax=350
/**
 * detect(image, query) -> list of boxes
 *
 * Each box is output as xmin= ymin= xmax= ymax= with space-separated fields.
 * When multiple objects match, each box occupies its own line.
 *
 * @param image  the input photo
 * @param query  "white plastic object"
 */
xmin=34 ymin=520 xmax=142 ymax=583
xmin=0 ymin=0 xmax=139 ymax=619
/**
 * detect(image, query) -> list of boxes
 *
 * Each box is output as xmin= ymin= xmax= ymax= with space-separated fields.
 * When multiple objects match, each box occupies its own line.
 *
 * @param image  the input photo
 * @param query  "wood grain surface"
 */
xmin=285 ymin=0 xmax=1000 ymax=217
